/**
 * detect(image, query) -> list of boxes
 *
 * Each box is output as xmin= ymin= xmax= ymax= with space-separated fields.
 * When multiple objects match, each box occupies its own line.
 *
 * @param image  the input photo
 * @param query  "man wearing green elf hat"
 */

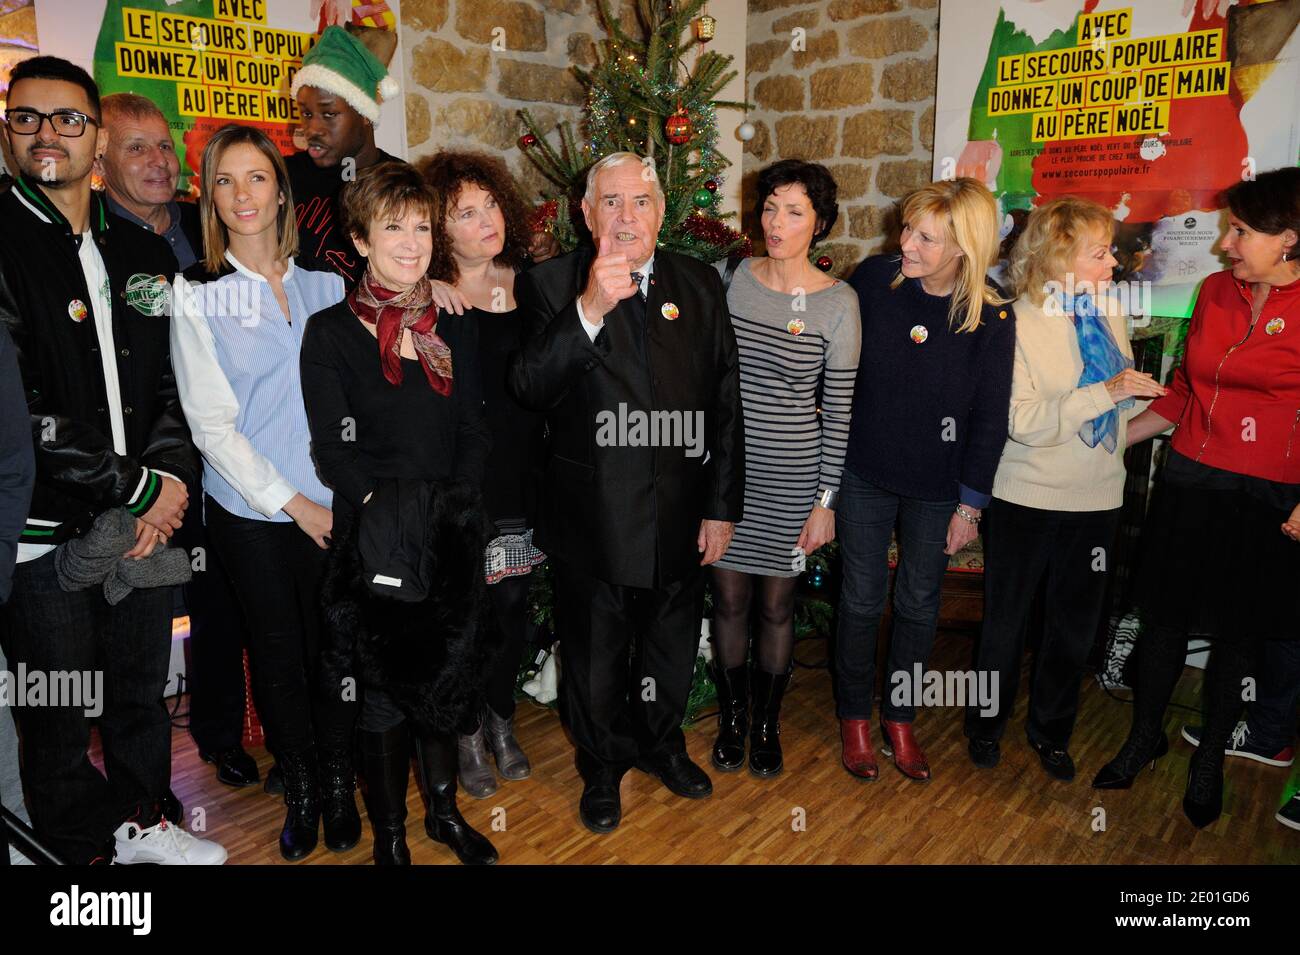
xmin=288 ymin=25 xmax=403 ymax=288
xmin=289 ymin=25 xmax=558 ymax=289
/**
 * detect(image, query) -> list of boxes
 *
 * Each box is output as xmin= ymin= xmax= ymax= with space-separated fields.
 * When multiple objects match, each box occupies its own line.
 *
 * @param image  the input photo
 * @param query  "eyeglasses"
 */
xmin=4 ymin=109 xmax=99 ymax=137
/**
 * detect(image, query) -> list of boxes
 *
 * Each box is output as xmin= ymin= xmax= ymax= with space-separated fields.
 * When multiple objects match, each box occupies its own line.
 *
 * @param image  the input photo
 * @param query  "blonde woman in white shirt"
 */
xmin=964 ymin=196 xmax=1166 ymax=781
xmin=170 ymin=124 xmax=354 ymax=862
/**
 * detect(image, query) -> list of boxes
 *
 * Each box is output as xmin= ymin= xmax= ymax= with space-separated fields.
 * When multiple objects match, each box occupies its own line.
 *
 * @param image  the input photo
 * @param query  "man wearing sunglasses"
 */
xmin=0 ymin=56 xmax=225 ymax=865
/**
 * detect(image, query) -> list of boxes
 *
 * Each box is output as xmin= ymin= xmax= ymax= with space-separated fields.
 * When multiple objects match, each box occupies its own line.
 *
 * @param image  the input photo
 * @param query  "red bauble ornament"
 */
xmin=704 ymin=179 xmax=718 ymax=192
xmin=816 ymin=255 xmax=833 ymax=272
xmin=519 ymin=133 xmax=538 ymax=148
xmin=665 ymin=106 xmax=692 ymax=145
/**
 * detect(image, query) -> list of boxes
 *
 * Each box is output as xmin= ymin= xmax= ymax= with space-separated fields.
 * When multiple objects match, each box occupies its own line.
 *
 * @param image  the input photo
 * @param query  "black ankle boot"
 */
xmin=1092 ymin=729 xmax=1169 ymax=789
xmin=278 ymin=749 xmax=321 ymax=861
xmin=319 ymin=747 xmax=362 ymax=852
xmin=749 ymin=667 xmax=791 ymax=778
xmin=360 ymin=725 xmax=411 ymax=866
xmin=711 ymin=662 xmax=749 ymax=772
xmin=1183 ymin=750 xmax=1224 ymax=829
xmin=415 ymin=732 xmax=498 ymax=865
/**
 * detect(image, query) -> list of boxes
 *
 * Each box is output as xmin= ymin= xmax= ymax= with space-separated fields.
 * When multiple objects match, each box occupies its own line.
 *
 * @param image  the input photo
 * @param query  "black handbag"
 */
xmin=356 ymin=478 xmax=436 ymax=603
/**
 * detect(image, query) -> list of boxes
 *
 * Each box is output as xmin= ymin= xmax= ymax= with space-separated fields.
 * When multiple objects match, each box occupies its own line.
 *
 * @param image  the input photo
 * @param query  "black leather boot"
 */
xmin=278 ymin=749 xmax=321 ymax=861
xmin=749 ymin=667 xmax=792 ymax=778
xmin=414 ymin=732 xmax=498 ymax=866
xmin=711 ymin=662 xmax=749 ymax=772
xmin=319 ymin=746 xmax=362 ymax=852
xmin=360 ymin=726 xmax=411 ymax=866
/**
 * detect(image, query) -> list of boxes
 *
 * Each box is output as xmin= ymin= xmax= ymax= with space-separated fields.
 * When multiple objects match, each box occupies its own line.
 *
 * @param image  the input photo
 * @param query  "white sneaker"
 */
xmin=113 ymin=819 xmax=228 ymax=865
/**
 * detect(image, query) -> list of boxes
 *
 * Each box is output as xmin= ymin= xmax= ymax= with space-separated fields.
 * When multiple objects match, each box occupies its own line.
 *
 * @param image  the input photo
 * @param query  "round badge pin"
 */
xmin=1266 ymin=317 xmax=1285 ymax=336
xmin=68 ymin=299 xmax=88 ymax=322
xmin=661 ymin=302 xmax=680 ymax=321
xmin=910 ymin=324 xmax=928 ymax=344
xmin=787 ymin=317 xmax=805 ymax=336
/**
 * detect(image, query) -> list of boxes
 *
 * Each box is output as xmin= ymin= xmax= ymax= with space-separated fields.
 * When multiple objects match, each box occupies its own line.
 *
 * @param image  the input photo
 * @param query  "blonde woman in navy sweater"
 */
xmin=835 ymin=178 xmax=1015 ymax=782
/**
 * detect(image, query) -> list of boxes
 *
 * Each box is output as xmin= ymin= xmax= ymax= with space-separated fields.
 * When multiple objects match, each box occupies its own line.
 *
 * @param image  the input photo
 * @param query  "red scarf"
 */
xmin=348 ymin=269 xmax=453 ymax=396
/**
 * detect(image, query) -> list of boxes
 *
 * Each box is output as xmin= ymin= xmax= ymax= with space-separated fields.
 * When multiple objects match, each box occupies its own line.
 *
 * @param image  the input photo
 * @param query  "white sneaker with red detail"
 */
xmin=113 ymin=819 xmax=228 ymax=865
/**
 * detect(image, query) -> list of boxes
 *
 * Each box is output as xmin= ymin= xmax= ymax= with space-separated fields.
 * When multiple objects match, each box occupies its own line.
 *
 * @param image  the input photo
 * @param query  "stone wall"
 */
xmin=400 ymin=0 xmax=622 ymax=205
xmin=743 ymin=0 xmax=939 ymax=276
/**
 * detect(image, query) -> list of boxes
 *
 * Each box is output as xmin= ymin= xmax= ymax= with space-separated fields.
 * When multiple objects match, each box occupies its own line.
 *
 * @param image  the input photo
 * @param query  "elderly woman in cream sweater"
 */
xmin=964 ymin=197 xmax=1166 ymax=781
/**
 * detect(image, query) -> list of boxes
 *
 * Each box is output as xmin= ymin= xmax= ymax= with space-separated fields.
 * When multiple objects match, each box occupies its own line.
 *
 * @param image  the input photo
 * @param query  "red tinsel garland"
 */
xmin=683 ymin=212 xmax=753 ymax=259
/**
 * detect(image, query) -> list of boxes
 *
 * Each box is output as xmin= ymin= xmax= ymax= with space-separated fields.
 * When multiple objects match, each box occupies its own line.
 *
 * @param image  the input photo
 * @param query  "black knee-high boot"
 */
xmin=1184 ymin=637 xmax=1255 ymax=827
xmin=414 ymin=732 xmax=498 ymax=865
xmin=1092 ymin=623 xmax=1185 ymax=788
xmin=360 ymin=725 xmax=411 ymax=865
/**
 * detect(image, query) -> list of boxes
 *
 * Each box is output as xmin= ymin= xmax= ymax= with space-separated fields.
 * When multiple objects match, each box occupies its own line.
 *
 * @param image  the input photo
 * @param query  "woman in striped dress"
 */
xmin=710 ymin=160 xmax=861 ymax=778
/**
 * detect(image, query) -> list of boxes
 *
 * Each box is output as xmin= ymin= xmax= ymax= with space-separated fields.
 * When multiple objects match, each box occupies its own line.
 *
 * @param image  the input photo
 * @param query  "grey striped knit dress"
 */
xmin=714 ymin=257 xmax=862 ymax=577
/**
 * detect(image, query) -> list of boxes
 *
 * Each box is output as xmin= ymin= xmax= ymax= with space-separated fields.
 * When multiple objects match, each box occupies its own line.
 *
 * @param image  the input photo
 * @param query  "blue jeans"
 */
xmin=1247 ymin=639 xmax=1300 ymax=750
xmin=833 ymin=469 xmax=955 ymax=722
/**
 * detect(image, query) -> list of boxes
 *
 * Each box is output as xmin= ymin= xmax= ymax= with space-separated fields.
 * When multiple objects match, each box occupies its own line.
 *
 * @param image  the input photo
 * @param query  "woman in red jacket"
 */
xmin=1093 ymin=166 xmax=1300 ymax=828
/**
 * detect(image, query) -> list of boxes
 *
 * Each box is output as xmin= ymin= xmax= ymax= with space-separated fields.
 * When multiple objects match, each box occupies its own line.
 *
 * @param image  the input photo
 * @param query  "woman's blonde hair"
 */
xmin=198 ymin=123 xmax=298 ymax=274
xmin=1008 ymin=196 xmax=1114 ymax=306
xmin=890 ymin=177 xmax=1009 ymax=334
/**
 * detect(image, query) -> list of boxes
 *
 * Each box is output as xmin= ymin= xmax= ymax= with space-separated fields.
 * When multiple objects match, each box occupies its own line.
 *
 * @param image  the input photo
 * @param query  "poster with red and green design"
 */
xmin=934 ymin=0 xmax=1300 ymax=319
xmin=34 ymin=0 xmax=405 ymax=191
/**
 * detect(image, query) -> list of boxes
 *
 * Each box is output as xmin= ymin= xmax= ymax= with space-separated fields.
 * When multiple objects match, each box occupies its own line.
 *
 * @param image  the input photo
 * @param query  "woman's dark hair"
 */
xmin=754 ymin=159 xmax=840 ymax=245
xmin=418 ymin=150 xmax=530 ymax=284
xmin=8 ymin=56 xmax=100 ymax=119
xmin=1222 ymin=166 xmax=1300 ymax=239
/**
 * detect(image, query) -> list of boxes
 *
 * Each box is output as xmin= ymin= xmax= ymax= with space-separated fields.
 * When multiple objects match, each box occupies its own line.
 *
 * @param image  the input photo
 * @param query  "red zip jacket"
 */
xmin=1149 ymin=269 xmax=1300 ymax=483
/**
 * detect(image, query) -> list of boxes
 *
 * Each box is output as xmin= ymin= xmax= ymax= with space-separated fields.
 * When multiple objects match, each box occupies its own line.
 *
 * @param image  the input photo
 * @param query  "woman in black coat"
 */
xmin=300 ymin=160 xmax=498 ymax=865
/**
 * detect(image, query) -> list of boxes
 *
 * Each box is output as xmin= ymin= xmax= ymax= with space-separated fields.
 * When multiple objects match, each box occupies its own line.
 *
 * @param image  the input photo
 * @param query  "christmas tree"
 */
xmin=518 ymin=0 xmax=751 ymax=263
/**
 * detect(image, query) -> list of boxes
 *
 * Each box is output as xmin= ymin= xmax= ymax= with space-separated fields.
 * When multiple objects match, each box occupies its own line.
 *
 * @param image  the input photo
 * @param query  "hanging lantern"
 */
xmin=665 ymin=105 xmax=692 ymax=145
xmin=694 ymin=14 xmax=716 ymax=42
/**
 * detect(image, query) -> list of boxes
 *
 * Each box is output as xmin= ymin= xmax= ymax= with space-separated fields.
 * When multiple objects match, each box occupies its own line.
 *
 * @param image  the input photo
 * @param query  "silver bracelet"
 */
xmin=816 ymin=488 xmax=837 ymax=511
xmin=955 ymin=504 xmax=981 ymax=525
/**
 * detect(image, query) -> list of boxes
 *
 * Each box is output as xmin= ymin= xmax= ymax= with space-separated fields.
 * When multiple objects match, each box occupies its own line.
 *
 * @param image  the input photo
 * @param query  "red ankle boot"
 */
xmin=881 ymin=719 xmax=931 ymax=781
xmin=840 ymin=719 xmax=879 ymax=780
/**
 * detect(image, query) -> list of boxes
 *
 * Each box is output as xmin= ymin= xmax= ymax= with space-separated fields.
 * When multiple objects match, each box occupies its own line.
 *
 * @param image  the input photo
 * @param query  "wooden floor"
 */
xmin=164 ymin=629 xmax=1300 ymax=865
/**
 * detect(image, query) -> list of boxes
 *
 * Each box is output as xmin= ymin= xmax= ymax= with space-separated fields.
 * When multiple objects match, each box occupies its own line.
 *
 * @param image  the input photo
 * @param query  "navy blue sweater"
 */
xmin=844 ymin=254 xmax=1015 ymax=506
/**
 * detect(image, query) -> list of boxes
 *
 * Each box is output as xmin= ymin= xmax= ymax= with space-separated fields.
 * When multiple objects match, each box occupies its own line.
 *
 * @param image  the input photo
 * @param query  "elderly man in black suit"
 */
xmin=511 ymin=151 xmax=744 ymax=833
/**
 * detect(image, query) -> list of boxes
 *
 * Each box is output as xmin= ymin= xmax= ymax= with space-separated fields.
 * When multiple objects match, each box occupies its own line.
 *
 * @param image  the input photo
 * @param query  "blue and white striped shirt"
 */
xmin=171 ymin=252 xmax=344 ymax=522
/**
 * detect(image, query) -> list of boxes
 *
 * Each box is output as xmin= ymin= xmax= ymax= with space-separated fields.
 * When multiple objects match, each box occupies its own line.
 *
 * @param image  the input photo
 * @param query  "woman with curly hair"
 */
xmin=419 ymin=150 xmax=547 ymax=798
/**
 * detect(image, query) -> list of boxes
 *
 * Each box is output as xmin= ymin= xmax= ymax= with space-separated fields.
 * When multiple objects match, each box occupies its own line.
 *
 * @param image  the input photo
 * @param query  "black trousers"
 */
xmin=966 ymin=498 xmax=1120 ymax=748
xmin=174 ymin=504 xmax=249 ymax=754
xmin=2 ymin=551 xmax=173 ymax=864
xmin=486 ymin=574 xmax=531 ymax=719
xmin=552 ymin=558 xmax=704 ymax=780
xmin=204 ymin=496 xmax=355 ymax=756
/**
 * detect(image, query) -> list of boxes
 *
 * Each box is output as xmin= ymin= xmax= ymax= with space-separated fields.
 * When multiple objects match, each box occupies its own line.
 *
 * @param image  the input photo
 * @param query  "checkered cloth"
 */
xmin=484 ymin=527 xmax=546 ymax=585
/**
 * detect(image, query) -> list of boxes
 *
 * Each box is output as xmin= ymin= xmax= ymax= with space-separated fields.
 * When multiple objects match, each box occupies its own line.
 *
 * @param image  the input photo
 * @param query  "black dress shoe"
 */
xmin=636 ymin=751 xmax=713 ymax=799
xmin=1028 ymin=738 xmax=1075 ymax=781
xmin=200 ymin=746 xmax=260 ymax=788
xmin=968 ymin=737 xmax=1000 ymax=769
xmin=579 ymin=779 xmax=622 ymax=834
